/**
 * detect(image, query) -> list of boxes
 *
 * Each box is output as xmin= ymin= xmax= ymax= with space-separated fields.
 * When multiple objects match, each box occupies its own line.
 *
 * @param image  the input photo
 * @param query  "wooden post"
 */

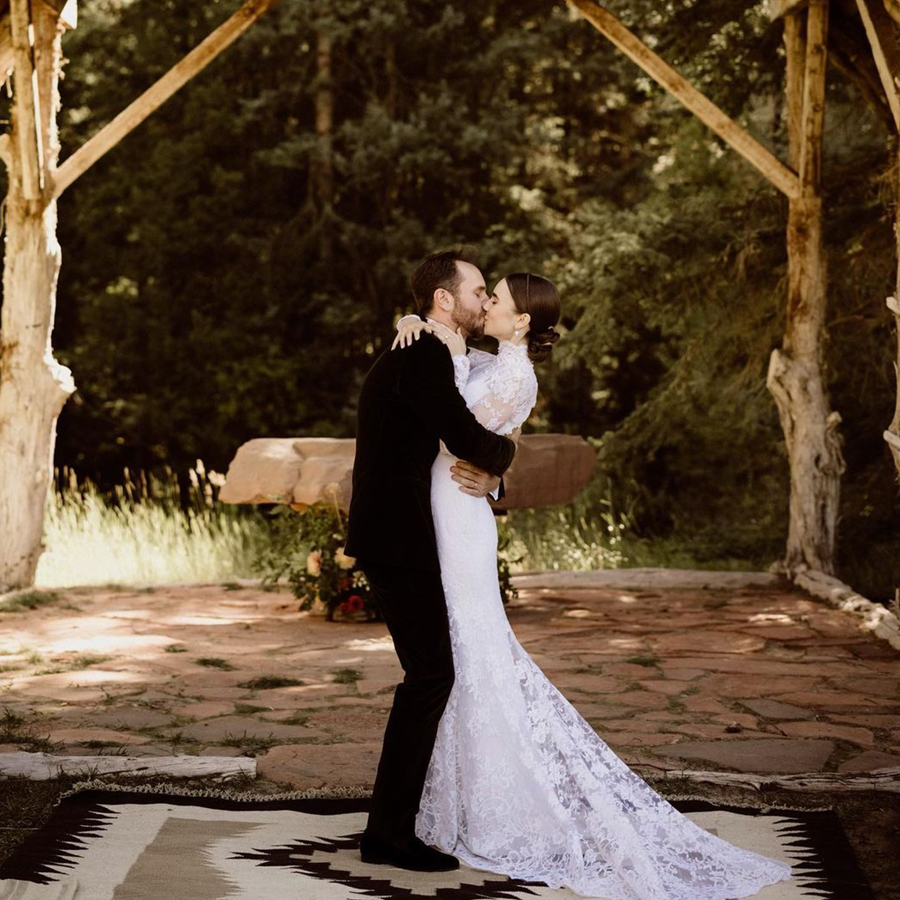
xmin=886 ymin=185 xmax=900 ymax=482
xmin=766 ymin=0 xmax=845 ymax=575
xmin=8 ymin=0 xmax=44 ymax=198
xmin=313 ymin=26 xmax=333 ymax=264
xmin=0 ymin=2 xmax=74 ymax=591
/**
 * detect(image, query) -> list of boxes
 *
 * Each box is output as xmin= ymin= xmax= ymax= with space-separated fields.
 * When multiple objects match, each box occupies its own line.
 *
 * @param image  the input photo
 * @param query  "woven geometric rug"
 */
xmin=0 ymin=784 xmax=874 ymax=900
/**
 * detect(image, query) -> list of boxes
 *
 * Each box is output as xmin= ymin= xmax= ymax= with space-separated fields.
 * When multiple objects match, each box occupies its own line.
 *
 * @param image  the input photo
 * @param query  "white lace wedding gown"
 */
xmin=410 ymin=334 xmax=794 ymax=900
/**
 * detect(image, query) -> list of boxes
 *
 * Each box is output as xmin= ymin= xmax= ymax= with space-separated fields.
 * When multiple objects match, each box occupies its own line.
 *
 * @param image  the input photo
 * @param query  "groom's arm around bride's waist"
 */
xmin=398 ymin=334 xmax=515 ymax=477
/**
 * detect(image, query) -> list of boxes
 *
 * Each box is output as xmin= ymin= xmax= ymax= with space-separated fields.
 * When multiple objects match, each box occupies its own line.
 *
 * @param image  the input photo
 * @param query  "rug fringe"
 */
xmin=56 ymin=779 xmax=832 ymax=814
xmin=58 ymin=779 xmax=373 ymax=803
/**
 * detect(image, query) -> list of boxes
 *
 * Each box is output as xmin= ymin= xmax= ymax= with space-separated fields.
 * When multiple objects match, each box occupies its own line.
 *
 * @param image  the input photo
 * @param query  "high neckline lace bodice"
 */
xmin=496 ymin=339 xmax=531 ymax=364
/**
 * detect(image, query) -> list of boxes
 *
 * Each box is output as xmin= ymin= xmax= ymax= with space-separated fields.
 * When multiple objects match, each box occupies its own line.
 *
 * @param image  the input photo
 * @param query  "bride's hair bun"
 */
xmin=506 ymin=273 xmax=562 ymax=363
xmin=527 ymin=326 xmax=560 ymax=363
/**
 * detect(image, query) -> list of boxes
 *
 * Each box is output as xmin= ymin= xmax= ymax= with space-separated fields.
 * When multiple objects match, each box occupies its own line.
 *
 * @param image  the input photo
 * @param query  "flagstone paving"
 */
xmin=0 ymin=575 xmax=898 ymax=788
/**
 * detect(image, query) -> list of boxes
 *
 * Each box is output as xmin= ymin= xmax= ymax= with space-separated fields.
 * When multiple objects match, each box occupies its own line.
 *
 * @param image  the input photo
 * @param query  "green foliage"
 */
xmin=252 ymin=501 xmax=378 ymax=620
xmin=0 ymin=591 xmax=61 ymax=613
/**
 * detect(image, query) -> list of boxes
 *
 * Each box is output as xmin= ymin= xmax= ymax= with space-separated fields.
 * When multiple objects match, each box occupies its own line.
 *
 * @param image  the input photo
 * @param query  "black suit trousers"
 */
xmin=360 ymin=559 xmax=455 ymax=843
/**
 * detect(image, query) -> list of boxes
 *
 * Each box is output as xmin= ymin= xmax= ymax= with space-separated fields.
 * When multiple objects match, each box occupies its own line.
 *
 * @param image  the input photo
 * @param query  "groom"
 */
xmin=345 ymin=249 xmax=517 ymax=871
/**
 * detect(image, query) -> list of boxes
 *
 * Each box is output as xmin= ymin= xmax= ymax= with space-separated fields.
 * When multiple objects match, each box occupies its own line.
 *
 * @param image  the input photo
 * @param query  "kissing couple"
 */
xmin=343 ymin=249 xmax=793 ymax=899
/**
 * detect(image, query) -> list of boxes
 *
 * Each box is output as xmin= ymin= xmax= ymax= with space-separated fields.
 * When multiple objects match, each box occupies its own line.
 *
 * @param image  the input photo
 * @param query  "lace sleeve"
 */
xmin=470 ymin=351 xmax=538 ymax=436
xmin=397 ymin=315 xmax=469 ymax=392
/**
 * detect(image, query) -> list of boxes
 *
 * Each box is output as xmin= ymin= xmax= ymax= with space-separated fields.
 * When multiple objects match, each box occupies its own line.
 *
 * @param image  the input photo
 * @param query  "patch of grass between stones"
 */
xmin=238 ymin=675 xmax=304 ymax=690
xmin=0 ymin=591 xmax=61 ymax=613
xmin=625 ymin=655 xmax=660 ymax=668
xmin=196 ymin=657 xmax=236 ymax=671
xmin=218 ymin=732 xmax=280 ymax=756
xmin=0 ymin=707 xmax=63 ymax=753
xmin=331 ymin=668 xmax=362 ymax=684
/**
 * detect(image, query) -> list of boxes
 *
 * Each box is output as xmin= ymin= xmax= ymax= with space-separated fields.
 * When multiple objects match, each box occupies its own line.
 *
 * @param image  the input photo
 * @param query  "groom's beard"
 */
xmin=451 ymin=305 xmax=485 ymax=339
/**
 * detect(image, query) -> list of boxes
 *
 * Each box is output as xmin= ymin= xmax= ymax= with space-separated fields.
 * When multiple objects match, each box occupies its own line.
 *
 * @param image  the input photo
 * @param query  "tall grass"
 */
xmin=500 ymin=499 xmax=760 ymax=574
xmin=35 ymin=463 xmax=759 ymax=590
xmin=36 ymin=462 xmax=270 ymax=588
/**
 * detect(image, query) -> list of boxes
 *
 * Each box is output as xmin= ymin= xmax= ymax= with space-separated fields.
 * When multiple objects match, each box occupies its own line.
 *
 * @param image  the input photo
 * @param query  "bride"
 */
xmin=391 ymin=273 xmax=793 ymax=900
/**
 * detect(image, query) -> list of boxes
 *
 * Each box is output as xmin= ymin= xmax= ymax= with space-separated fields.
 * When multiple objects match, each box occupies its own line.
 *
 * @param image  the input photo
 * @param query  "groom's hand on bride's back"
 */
xmin=450 ymin=460 xmax=502 ymax=498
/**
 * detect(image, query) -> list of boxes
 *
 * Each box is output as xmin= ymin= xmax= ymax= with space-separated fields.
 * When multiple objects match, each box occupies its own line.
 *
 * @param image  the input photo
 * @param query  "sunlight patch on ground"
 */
xmin=343 ymin=637 xmax=395 ymax=651
xmin=747 ymin=613 xmax=794 ymax=624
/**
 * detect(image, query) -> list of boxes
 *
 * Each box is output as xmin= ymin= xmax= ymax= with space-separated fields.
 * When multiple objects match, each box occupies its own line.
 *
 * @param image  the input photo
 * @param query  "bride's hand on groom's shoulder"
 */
xmin=392 ymin=318 xmax=433 ymax=350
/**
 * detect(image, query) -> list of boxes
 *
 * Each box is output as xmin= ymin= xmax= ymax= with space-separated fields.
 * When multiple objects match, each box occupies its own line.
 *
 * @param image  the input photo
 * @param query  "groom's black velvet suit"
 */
xmin=345 ymin=331 xmax=516 ymax=845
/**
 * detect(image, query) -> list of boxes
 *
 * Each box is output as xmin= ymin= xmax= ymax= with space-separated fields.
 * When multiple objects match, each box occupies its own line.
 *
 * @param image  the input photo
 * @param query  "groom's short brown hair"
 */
xmin=411 ymin=248 xmax=477 ymax=316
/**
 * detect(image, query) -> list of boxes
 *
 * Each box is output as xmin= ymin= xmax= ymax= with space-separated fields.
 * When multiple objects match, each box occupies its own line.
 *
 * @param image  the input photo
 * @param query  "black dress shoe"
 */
xmin=359 ymin=832 xmax=460 ymax=871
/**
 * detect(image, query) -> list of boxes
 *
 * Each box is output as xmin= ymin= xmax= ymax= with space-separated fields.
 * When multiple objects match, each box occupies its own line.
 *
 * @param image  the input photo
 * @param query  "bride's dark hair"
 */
xmin=505 ymin=273 xmax=561 ymax=364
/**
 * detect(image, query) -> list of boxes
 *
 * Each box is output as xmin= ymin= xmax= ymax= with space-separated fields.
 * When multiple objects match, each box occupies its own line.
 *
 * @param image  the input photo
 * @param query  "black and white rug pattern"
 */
xmin=0 ymin=786 xmax=875 ymax=900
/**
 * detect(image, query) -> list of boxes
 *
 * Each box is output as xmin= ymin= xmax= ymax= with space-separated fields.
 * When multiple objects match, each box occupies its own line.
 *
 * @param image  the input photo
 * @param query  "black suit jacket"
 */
xmin=345 ymin=332 xmax=516 ymax=572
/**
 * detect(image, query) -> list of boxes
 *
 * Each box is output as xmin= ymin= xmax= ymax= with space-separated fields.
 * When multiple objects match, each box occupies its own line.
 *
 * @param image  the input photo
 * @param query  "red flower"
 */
xmin=346 ymin=594 xmax=364 ymax=612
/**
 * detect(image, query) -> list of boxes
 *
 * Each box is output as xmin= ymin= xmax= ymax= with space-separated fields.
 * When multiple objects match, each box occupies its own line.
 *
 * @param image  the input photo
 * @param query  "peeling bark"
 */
xmin=767 ymin=2 xmax=845 ymax=575
xmin=0 ymin=6 xmax=74 ymax=591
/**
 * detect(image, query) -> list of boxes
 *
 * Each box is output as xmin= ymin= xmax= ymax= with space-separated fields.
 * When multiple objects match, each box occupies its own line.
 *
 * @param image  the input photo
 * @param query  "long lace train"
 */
xmin=415 ymin=452 xmax=793 ymax=900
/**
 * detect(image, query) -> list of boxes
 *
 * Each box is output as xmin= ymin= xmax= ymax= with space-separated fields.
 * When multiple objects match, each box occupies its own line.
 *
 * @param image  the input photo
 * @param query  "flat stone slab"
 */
xmin=657 ymin=738 xmax=835 ymax=773
xmin=837 ymin=750 xmax=900 ymax=773
xmin=174 ymin=716 xmax=326 ymax=743
xmin=257 ymin=742 xmax=382 ymax=789
xmin=46 ymin=728 xmax=151 ymax=746
xmin=738 ymin=699 xmax=817 ymax=720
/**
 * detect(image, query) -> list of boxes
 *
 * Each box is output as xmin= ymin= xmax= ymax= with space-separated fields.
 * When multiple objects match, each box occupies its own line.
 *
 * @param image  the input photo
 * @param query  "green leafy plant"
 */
xmin=253 ymin=501 xmax=378 ymax=622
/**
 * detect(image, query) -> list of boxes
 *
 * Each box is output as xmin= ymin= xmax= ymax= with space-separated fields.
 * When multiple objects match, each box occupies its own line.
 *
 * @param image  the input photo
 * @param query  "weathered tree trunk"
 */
xmin=0 ymin=4 xmax=73 ymax=592
xmin=887 ymin=142 xmax=900 ymax=481
xmin=767 ymin=0 xmax=845 ymax=575
xmin=313 ymin=26 xmax=334 ymax=264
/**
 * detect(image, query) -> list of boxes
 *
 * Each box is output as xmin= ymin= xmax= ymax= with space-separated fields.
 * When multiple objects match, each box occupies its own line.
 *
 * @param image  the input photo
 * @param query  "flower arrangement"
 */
xmin=254 ymin=499 xmax=379 ymax=621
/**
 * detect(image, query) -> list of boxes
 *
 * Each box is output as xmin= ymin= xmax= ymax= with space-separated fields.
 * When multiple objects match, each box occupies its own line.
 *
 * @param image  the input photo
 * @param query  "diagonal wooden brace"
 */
xmin=856 ymin=0 xmax=900 ymax=130
xmin=52 ymin=0 xmax=282 ymax=198
xmin=567 ymin=0 xmax=801 ymax=199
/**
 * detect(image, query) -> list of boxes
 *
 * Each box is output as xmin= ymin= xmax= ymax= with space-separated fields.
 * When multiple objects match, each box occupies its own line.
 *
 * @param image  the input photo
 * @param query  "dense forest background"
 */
xmin=16 ymin=0 xmax=898 ymax=596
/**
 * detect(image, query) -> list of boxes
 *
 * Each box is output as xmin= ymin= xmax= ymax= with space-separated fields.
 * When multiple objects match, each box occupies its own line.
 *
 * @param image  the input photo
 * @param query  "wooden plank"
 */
xmin=856 ymin=0 xmax=900 ymax=129
xmin=0 ymin=752 xmax=256 ymax=781
xmin=8 ymin=0 xmax=42 ymax=197
xmin=639 ymin=765 xmax=900 ymax=793
xmin=768 ymin=0 xmax=809 ymax=20
xmin=799 ymin=0 xmax=829 ymax=193
xmin=567 ymin=0 xmax=800 ymax=199
xmin=52 ymin=0 xmax=281 ymax=198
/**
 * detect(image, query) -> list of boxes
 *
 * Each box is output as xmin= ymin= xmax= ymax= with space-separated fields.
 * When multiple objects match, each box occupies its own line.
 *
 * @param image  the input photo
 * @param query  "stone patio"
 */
xmin=0 ymin=572 xmax=898 ymax=787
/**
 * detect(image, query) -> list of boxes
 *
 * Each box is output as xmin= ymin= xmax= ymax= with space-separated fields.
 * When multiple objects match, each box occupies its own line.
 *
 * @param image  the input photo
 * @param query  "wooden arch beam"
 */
xmin=855 ymin=0 xmax=900 ymax=130
xmin=567 ymin=0 xmax=801 ymax=199
xmin=52 ymin=0 xmax=282 ymax=198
